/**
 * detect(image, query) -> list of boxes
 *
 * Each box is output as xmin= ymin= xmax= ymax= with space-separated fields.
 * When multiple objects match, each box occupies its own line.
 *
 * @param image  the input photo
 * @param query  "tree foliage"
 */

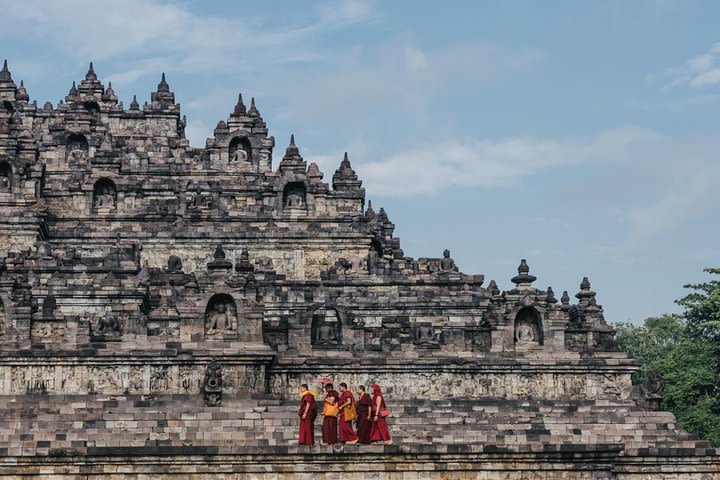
xmin=676 ymin=267 xmax=720 ymax=342
xmin=614 ymin=268 xmax=720 ymax=447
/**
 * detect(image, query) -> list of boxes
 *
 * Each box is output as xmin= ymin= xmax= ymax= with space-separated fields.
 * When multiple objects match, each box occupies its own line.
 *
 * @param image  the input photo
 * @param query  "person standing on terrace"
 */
xmin=369 ymin=383 xmax=392 ymax=445
xmin=298 ymin=384 xmax=317 ymax=445
xmin=338 ymin=382 xmax=359 ymax=444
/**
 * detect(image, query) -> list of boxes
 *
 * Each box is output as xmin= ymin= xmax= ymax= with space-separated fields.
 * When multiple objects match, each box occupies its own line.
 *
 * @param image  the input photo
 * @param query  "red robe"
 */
xmin=298 ymin=392 xmax=317 ymax=445
xmin=322 ymin=390 xmax=339 ymax=444
xmin=355 ymin=392 xmax=372 ymax=444
xmin=370 ymin=393 xmax=391 ymax=443
xmin=338 ymin=390 xmax=359 ymax=443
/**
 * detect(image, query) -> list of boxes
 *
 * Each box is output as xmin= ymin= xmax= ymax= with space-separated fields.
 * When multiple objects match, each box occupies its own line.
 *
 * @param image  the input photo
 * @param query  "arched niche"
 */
xmin=228 ymin=136 xmax=252 ymax=164
xmin=66 ymin=133 xmax=89 ymax=161
xmin=283 ymin=181 xmax=306 ymax=210
xmin=0 ymin=161 xmax=11 ymax=191
xmin=93 ymin=178 xmax=117 ymax=209
xmin=311 ymin=307 xmax=342 ymax=348
xmin=204 ymin=293 xmax=238 ymax=337
xmin=514 ymin=307 xmax=543 ymax=346
xmin=83 ymin=101 xmax=100 ymax=116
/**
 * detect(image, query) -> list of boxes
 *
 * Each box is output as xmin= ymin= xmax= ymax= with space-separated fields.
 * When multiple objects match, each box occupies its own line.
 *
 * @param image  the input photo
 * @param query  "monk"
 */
xmin=355 ymin=385 xmax=372 ymax=444
xmin=298 ymin=383 xmax=317 ymax=445
xmin=321 ymin=383 xmax=339 ymax=444
xmin=338 ymin=383 xmax=359 ymax=444
xmin=369 ymin=383 xmax=392 ymax=444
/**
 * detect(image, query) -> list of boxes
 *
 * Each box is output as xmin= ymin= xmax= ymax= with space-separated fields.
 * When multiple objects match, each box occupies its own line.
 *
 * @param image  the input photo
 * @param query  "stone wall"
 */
xmin=0 ymin=62 xmax=716 ymax=478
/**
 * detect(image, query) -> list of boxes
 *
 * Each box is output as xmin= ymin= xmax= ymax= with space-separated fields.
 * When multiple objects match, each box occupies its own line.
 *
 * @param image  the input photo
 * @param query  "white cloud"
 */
xmin=665 ymin=42 xmax=720 ymax=88
xmin=0 ymin=0 xmax=376 ymax=83
xmin=346 ymin=127 xmax=659 ymax=196
xmin=304 ymin=127 xmax=720 ymax=249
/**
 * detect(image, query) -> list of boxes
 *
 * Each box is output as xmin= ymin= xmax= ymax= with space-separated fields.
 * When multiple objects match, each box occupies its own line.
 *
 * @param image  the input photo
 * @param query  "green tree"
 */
xmin=615 ymin=316 xmax=720 ymax=446
xmin=676 ymin=267 xmax=720 ymax=341
xmin=614 ymin=268 xmax=720 ymax=447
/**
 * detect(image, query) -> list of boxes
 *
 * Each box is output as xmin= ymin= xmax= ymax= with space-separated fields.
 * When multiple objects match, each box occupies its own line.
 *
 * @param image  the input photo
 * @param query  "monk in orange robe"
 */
xmin=355 ymin=385 xmax=372 ymax=444
xmin=298 ymin=383 xmax=317 ymax=445
xmin=321 ymin=383 xmax=339 ymax=444
xmin=369 ymin=383 xmax=392 ymax=444
xmin=338 ymin=382 xmax=359 ymax=443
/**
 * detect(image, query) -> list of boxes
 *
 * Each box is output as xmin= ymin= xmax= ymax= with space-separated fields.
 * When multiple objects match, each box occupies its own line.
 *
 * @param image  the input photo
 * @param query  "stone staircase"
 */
xmin=0 ymin=395 xmax=714 ymax=458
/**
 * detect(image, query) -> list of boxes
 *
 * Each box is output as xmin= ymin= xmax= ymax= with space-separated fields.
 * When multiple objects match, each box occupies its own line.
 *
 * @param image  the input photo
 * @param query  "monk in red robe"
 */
xmin=298 ymin=383 xmax=317 ymax=445
xmin=369 ymin=383 xmax=392 ymax=444
xmin=355 ymin=385 xmax=372 ymax=444
xmin=321 ymin=383 xmax=339 ymax=444
xmin=338 ymin=383 xmax=359 ymax=443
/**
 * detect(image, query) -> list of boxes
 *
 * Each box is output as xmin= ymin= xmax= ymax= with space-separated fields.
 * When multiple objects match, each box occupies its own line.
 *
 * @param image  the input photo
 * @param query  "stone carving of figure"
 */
xmin=229 ymin=142 xmax=249 ymax=164
xmin=166 ymin=255 xmax=183 ymax=273
xmin=440 ymin=249 xmax=457 ymax=272
xmin=206 ymin=301 xmax=236 ymax=335
xmin=68 ymin=141 xmax=87 ymax=161
xmin=640 ymin=370 xmax=665 ymax=411
xmin=349 ymin=255 xmax=366 ymax=273
xmin=415 ymin=324 xmax=437 ymax=345
xmin=255 ymin=256 xmax=274 ymax=271
xmin=203 ymin=360 xmax=223 ymax=406
xmin=313 ymin=309 xmax=340 ymax=346
xmin=515 ymin=322 xmax=537 ymax=345
xmin=0 ymin=170 xmax=9 ymax=191
xmin=285 ymin=191 xmax=304 ymax=208
xmin=187 ymin=188 xmax=206 ymax=209
xmin=94 ymin=184 xmax=115 ymax=208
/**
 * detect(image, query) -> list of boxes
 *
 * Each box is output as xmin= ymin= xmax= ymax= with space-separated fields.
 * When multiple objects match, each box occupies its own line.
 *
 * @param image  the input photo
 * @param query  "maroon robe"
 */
xmin=355 ymin=392 xmax=372 ymax=444
xmin=298 ymin=392 xmax=317 ymax=445
xmin=338 ymin=390 xmax=359 ymax=443
xmin=321 ymin=390 xmax=339 ymax=444
xmin=370 ymin=393 xmax=391 ymax=443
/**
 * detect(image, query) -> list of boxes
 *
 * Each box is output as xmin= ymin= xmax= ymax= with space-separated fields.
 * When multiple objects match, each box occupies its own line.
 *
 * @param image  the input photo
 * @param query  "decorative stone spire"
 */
xmin=0 ymin=60 xmax=11 ymax=82
xmin=0 ymin=59 xmax=16 ymax=99
xmin=101 ymin=81 xmax=118 ymax=103
xmin=158 ymin=72 xmax=169 ymax=92
xmin=248 ymin=97 xmax=259 ymax=116
xmin=511 ymin=259 xmax=537 ymax=287
xmin=85 ymin=62 xmax=97 ymax=81
xmin=78 ymin=62 xmax=104 ymax=97
xmin=207 ymin=244 xmax=232 ymax=271
xmin=67 ymin=81 xmax=78 ymax=98
xmin=129 ymin=94 xmax=140 ymax=111
xmin=15 ymin=80 xmax=29 ymax=103
xmin=332 ymin=152 xmax=363 ymax=191
xmin=150 ymin=72 xmax=175 ymax=108
xmin=235 ymin=248 xmax=254 ymax=273
xmin=306 ymin=162 xmax=324 ymax=184
xmin=365 ymin=200 xmax=376 ymax=220
xmin=575 ymin=276 xmax=596 ymax=305
xmin=546 ymin=286 xmax=557 ymax=304
xmin=278 ymin=134 xmax=306 ymax=173
xmin=561 ymin=290 xmax=570 ymax=305
xmin=487 ymin=279 xmax=500 ymax=297
xmin=233 ymin=94 xmax=246 ymax=115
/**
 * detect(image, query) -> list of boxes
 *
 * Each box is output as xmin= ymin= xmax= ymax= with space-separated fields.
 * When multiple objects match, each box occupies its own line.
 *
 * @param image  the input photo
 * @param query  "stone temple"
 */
xmin=0 ymin=61 xmax=717 ymax=479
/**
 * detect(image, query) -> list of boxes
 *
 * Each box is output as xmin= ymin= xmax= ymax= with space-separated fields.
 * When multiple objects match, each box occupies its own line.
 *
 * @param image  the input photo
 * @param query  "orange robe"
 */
xmin=338 ymin=390 xmax=359 ymax=443
xmin=298 ymin=392 xmax=317 ymax=445
xmin=322 ymin=390 xmax=339 ymax=444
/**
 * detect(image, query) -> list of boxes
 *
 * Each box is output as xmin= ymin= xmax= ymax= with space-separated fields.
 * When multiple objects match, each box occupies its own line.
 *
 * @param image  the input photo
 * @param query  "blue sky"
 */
xmin=2 ymin=0 xmax=719 ymax=322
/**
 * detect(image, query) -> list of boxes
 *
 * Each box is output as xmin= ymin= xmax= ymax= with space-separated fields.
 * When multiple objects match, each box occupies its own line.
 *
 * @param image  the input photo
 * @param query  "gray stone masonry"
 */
xmin=0 ymin=62 xmax=717 ymax=478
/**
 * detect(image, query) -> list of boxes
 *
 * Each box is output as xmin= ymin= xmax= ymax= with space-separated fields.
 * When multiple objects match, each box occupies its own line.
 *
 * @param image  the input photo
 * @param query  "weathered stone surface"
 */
xmin=0 ymin=62 xmax=717 ymax=478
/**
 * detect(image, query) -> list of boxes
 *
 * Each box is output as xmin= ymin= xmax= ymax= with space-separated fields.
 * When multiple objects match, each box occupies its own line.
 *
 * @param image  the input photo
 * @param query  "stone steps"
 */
xmin=0 ymin=395 xmax=713 ymax=457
